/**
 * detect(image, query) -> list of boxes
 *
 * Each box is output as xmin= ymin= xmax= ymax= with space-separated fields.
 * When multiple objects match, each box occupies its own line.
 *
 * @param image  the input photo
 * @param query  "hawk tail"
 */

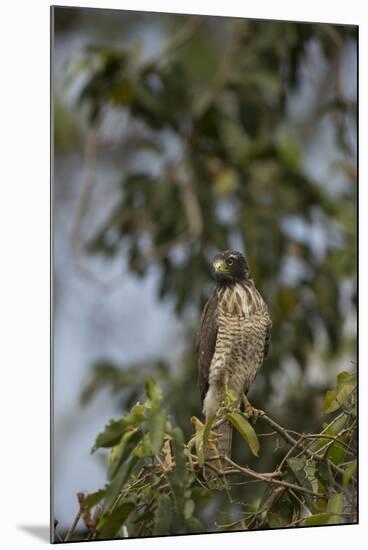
xmin=204 ymin=420 xmax=232 ymax=477
xmin=217 ymin=420 xmax=232 ymax=467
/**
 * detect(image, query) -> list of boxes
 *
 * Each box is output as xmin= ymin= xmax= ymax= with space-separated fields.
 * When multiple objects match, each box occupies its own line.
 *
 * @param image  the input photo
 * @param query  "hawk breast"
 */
xmin=197 ymin=281 xmax=271 ymax=418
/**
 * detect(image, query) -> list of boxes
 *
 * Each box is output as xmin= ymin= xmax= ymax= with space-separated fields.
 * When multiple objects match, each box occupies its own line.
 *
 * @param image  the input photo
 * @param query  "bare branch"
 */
xmin=64 ymin=493 xmax=84 ymax=542
xmin=204 ymin=456 xmax=325 ymax=499
xmin=141 ymin=17 xmax=202 ymax=71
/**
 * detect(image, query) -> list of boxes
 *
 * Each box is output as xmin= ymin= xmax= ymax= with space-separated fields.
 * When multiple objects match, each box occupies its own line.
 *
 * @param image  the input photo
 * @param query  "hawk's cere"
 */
xmin=196 ymin=250 xmax=271 ymax=467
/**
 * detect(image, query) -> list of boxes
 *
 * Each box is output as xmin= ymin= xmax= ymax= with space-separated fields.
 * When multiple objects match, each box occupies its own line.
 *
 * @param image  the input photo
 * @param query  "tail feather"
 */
xmin=217 ymin=420 xmax=232 ymax=465
xmin=204 ymin=420 xmax=232 ymax=477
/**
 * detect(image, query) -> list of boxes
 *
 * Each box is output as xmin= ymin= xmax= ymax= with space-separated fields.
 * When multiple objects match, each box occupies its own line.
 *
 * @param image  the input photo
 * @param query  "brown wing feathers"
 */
xmin=196 ymin=289 xmax=218 ymax=404
xmin=263 ymin=320 xmax=272 ymax=360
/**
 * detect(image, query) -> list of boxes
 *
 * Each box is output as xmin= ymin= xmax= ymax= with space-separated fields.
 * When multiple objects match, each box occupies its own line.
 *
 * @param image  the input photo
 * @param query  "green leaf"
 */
xmin=104 ymin=456 xmax=139 ymax=509
xmin=316 ymin=459 xmax=332 ymax=488
xmin=144 ymin=378 xmax=163 ymax=403
xmin=312 ymin=414 xmax=349 ymax=463
xmin=214 ymin=169 xmax=239 ymax=196
xmin=184 ymin=516 xmax=205 ymax=533
xmin=342 ymin=460 xmax=357 ymax=487
xmin=184 ymin=499 xmax=195 ymax=520
xmin=167 ymin=427 xmax=188 ymax=518
xmin=153 ymin=494 xmax=172 ymax=535
xmin=304 ymin=460 xmax=319 ymax=494
xmin=304 ymin=512 xmax=333 ymax=526
xmin=323 ymin=371 xmax=357 ymax=414
xmin=257 ymin=483 xmax=275 ymax=515
xmin=84 ymin=489 xmax=106 ymax=511
xmin=92 ymin=403 xmax=146 ymax=452
xmin=170 ymin=427 xmax=186 ymax=476
xmin=287 ymin=457 xmax=306 ymax=480
xmin=190 ymin=486 xmax=212 ymax=507
xmin=319 ymin=414 xmax=348 ymax=449
xmin=132 ymin=432 xmax=152 ymax=458
xmin=107 ymin=428 xmax=142 ymax=480
xmin=326 ymin=439 xmax=347 ymax=465
xmin=123 ymin=402 xmax=146 ymax=427
xmin=93 ymin=419 xmax=125 ymax=451
xmin=98 ymin=501 xmax=135 ymax=538
xmin=191 ymin=416 xmax=205 ymax=466
xmin=287 ymin=457 xmax=316 ymax=509
xmin=148 ymin=407 xmax=166 ymax=455
xmin=325 ymin=493 xmax=344 ymax=524
xmin=268 ymin=512 xmax=288 ymax=528
xmin=277 ymin=137 xmax=301 ymax=171
xmin=132 ymin=510 xmax=155 ymax=524
xmin=110 ymin=79 xmax=133 ymax=105
xmin=225 ymin=411 xmax=260 ymax=456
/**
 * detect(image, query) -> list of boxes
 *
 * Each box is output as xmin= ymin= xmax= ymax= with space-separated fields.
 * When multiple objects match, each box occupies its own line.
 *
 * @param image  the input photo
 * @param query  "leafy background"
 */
xmin=52 ymin=6 xmax=357 ymax=533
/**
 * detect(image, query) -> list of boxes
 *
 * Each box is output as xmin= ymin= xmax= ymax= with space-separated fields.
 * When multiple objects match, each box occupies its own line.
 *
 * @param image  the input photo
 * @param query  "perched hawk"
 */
xmin=197 ymin=250 xmax=271 ymax=469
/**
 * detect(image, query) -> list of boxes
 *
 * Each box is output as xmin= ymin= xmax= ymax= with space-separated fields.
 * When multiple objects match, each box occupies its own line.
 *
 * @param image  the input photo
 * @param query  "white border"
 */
xmin=1 ymin=0 xmax=366 ymax=548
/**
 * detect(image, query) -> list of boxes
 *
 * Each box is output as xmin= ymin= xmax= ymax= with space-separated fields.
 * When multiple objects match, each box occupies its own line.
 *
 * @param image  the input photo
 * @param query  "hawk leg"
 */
xmin=242 ymin=394 xmax=264 ymax=424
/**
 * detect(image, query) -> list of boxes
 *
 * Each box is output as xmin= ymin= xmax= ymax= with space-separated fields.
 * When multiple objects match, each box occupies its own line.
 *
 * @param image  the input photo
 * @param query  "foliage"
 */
xmin=57 ymin=371 xmax=357 ymax=541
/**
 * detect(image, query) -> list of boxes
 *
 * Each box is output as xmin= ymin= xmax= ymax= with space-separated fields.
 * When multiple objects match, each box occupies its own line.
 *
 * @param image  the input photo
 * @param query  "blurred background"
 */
xmin=52 ymin=7 xmax=357 ymax=531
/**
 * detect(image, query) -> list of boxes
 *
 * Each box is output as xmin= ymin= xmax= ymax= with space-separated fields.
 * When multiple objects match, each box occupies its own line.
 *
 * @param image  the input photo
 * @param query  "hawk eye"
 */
xmin=227 ymin=258 xmax=234 ymax=266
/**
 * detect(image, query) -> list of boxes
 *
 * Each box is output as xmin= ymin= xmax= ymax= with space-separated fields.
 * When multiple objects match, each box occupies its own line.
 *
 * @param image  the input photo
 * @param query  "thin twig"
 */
xmin=288 ymin=489 xmax=309 ymax=512
xmin=141 ymin=17 xmax=202 ymax=71
xmin=72 ymin=127 xmax=130 ymax=289
xmin=64 ymin=506 xmax=82 ymax=542
xmin=261 ymin=413 xmax=344 ymax=474
xmin=278 ymin=435 xmax=305 ymax=472
xmin=204 ymin=457 xmax=325 ymax=499
xmin=301 ymin=430 xmax=355 ymax=456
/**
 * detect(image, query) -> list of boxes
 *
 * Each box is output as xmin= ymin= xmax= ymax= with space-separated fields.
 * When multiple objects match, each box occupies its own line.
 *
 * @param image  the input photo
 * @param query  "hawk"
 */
xmin=197 ymin=250 xmax=271 ymax=470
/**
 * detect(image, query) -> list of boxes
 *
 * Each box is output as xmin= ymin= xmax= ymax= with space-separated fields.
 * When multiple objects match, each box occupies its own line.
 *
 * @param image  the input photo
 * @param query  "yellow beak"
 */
xmin=213 ymin=259 xmax=226 ymax=272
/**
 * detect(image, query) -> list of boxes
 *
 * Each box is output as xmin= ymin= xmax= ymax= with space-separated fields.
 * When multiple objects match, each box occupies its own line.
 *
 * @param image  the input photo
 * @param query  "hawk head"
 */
xmin=212 ymin=250 xmax=250 ymax=285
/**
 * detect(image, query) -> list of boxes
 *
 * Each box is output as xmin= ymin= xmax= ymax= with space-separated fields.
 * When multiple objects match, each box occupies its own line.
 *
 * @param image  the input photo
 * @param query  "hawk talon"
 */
xmin=242 ymin=395 xmax=264 ymax=424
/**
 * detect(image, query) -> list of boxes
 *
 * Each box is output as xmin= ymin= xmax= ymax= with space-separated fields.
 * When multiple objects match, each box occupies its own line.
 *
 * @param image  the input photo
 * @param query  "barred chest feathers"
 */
xmin=202 ymin=281 xmax=270 ymax=419
xmin=218 ymin=281 xmax=267 ymax=317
